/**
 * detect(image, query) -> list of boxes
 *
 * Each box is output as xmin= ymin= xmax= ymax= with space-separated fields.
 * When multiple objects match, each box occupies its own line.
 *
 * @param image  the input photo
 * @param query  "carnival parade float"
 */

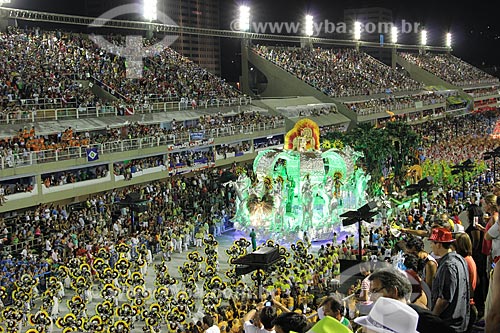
xmin=230 ymin=119 xmax=372 ymax=242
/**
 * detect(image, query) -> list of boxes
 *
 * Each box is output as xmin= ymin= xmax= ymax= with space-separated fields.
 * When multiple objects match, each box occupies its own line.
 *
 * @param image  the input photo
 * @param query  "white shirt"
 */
xmin=487 ymin=223 xmax=500 ymax=259
xmin=244 ymin=321 xmax=275 ymax=333
xmin=206 ymin=325 xmax=221 ymax=333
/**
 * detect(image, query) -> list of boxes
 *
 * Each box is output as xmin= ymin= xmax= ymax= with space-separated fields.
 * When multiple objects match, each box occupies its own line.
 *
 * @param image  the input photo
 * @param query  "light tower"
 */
xmin=419 ymin=29 xmax=427 ymax=54
xmin=302 ymin=14 xmax=314 ymax=49
xmin=239 ymin=5 xmax=250 ymax=32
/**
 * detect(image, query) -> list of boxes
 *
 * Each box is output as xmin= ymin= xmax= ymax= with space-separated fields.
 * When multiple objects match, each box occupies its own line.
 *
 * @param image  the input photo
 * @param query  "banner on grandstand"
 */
xmin=87 ymin=147 xmax=99 ymax=162
xmin=189 ymin=132 xmax=205 ymax=141
xmin=167 ymin=138 xmax=214 ymax=151
xmin=168 ymin=162 xmax=215 ymax=176
xmin=125 ymin=107 xmax=134 ymax=115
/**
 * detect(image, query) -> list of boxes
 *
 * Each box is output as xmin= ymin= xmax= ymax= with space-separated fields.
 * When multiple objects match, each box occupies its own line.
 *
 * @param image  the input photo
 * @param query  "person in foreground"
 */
xmin=367 ymin=268 xmax=454 ymax=333
xmin=353 ymin=297 xmax=419 ymax=333
xmin=429 ymin=227 xmax=470 ymax=332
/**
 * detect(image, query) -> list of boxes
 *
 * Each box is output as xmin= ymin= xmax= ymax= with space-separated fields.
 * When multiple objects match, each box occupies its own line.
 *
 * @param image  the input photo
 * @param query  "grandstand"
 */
xmin=0 ymin=6 xmax=500 ymax=333
xmin=0 ymin=6 xmax=499 ymax=215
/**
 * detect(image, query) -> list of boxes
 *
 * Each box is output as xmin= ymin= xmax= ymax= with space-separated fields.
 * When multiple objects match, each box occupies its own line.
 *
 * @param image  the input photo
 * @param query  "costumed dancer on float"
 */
xmin=301 ymin=174 xmax=314 ymax=231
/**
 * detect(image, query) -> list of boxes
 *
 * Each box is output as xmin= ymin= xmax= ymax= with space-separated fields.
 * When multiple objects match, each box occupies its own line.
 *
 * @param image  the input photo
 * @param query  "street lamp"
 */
xmin=340 ymin=201 xmax=378 ymax=261
xmin=484 ymin=147 xmax=500 ymax=182
xmin=451 ymin=159 xmax=475 ymax=198
xmin=406 ymin=176 xmax=434 ymax=214
xmin=239 ymin=5 xmax=251 ymax=32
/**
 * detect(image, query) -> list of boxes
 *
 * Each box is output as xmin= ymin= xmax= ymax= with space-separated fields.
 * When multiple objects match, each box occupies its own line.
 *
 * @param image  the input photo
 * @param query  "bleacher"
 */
xmin=399 ymin=52 xmax=500 ymax=87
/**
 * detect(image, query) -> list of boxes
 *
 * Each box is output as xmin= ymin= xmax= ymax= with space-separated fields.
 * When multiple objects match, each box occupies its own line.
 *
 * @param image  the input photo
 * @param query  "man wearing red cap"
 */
xmin=429 ymin=227 xmax=470 ymax=332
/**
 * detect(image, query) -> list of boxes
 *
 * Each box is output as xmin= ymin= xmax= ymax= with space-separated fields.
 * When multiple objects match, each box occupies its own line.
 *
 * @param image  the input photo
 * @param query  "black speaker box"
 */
xmin=233 ymin=246 xmax=281 ymax=266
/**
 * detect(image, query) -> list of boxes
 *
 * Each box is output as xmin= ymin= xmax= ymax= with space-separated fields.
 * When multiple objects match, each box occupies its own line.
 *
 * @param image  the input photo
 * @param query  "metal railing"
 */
xmin=0 ymin=97 xmax=253 ymax=125
xmin=0 ymin=119 xmax=285 ymax=169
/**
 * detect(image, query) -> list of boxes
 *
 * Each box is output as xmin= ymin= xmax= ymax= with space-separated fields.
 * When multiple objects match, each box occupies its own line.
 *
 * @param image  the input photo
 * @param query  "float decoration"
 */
xmin=232 ymin=118 xmax=372 ymax=241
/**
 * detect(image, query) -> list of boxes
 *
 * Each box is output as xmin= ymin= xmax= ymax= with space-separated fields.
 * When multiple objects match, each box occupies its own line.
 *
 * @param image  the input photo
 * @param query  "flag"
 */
xmin=87 ymin=147 xmax=99 ymax=162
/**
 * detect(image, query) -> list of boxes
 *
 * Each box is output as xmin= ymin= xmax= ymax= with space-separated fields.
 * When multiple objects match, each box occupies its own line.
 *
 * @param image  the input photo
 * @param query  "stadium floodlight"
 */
xmin=305 ymin=15 xmax=314 ymax=37
xmin=143 ymin=0 xmax=157 ymax=21
xmin=446 ymin=32 xmax=452 ymax=48
xmin=354 ymin=21 xmax=362 ymax=40
xmin=420 ymin=29 xmax=427 ymax=46
xmin=391 ymin=26 xmax=398 ymax=44
xmin=239 ymin=5 xmax=251 ymax=32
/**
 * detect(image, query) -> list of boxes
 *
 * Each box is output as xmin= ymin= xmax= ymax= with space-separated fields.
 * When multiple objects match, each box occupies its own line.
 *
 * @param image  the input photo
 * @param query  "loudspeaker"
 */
xmin=233 ymin=246 xmax=281 ymax=265
xmin=359 ymin=201 xmax=377 ymax=214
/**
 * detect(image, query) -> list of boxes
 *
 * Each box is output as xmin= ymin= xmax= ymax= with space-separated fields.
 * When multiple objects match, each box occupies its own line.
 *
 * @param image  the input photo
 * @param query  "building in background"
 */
xmin=160 ymin=0 xmax=221 ymax=75
xmin=84 ymin=0 xmax=221 ymax=75
xmin=344 ymin=6 xmax=393 ymax=65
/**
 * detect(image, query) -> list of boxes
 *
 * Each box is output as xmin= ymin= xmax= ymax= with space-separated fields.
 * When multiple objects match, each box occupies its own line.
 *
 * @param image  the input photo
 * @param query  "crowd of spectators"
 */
xmin=0 ymin=26 xmax=245 ymax=124
xmin=3 ymin=111 xmax=500 ymax=331
xmin=400 ymin=52 xmax=500 ymax=87
xmin=464 ymin=86 xmax=500 ymax=98
xmin=42 ymin=164 xmax=109 ymax=188
xmin=254 ymin=45 xmax=423 ymax=97
xmin=276 ymin=103 xmax=337 ymax=118
xmin=0 ymin=27 xmax=107 ymax=120
xmin=4 ymin=23 xmax=500 ymax=333
xmin=114 ymin=156 xmax=166 ymax=180
xmin=0 ymin=110 xmax=285 ymax=169
xmin=414 ymin=112 xmax=500 ymax=164
xmin=345 ymin=92 xmax=447 ymax=116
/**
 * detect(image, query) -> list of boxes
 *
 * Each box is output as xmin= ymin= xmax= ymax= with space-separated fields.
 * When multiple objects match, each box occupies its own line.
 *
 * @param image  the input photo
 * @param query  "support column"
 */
xmin=240 ymin=38 xmax=252 ymax=96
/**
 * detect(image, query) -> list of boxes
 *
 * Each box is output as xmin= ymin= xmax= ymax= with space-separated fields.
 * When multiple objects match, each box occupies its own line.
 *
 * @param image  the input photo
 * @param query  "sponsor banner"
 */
xmin=168 ymin=162 xmax=215 ymax=176
xmin=189 ymin=132 xmax=205 ymax=141
xmin=167 ymin=138 xmax=214 ymax=151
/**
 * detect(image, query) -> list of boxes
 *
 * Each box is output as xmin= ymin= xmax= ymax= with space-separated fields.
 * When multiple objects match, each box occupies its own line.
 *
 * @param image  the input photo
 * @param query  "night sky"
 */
xmin=4 ymin=0 xmax=500 ymax=81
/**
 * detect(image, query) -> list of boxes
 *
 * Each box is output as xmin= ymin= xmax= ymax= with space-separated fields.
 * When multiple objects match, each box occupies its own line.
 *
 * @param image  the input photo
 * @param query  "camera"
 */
xmin=264 ymin=295 xmax=273 ymax=307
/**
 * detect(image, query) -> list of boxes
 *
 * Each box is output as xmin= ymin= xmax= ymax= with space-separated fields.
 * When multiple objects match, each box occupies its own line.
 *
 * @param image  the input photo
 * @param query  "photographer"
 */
xmin=243 ymin=300 xmax=277 ymax=333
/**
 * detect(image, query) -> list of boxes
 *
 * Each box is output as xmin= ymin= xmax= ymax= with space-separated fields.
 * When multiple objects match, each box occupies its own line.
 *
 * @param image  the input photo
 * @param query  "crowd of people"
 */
xmin=464 ymin=86 xmax=500 ymax=98
xmin=254 ymin=45 xmax=423 ymax=97
xmin=399 ymin=52 xmax=500 ymax=87
xmin=1 ymin=111 xmax=500 ymax=332
xmin=0 ymin=110 xmax=285 ymax=169
xmin=414 ymin=113 xmax=499 ymax=164
xmin=0 ymin=26 xmax=245 ymax=125
xmin=344 ymin=91 xmax=448 ymax=116
xmin=3 ymin=23 xmax=500 ymax=333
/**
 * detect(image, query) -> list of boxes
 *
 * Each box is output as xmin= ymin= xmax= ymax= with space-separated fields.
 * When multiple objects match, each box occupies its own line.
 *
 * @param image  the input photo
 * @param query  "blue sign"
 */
xmin=87 ymin=147 xmax=99 ymax=162
xmin=190 ymin=132 xmax=205 ymax=140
